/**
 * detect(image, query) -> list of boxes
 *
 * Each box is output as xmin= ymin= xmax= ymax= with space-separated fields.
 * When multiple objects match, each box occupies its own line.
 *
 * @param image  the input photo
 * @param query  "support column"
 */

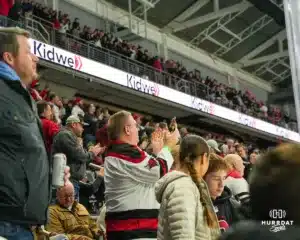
xmin=128 ymin=0 xmax=132 ymax=30
xmin=284 ymin=0 xmax=300 ymax=133
xmin=143 ymin=4 xmax=148 ymax=38
xmin=159 ymin=33 xmax=168 ymax=60
xmin=213 ymin=0 xmax=219 ymax=12
xmin=52 ymin=0 xmax=58 ymax=11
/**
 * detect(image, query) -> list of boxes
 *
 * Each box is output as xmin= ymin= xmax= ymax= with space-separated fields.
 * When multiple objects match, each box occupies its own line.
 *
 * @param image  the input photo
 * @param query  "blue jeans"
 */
xmin=0 ymin=222 xmax=33 ymax=240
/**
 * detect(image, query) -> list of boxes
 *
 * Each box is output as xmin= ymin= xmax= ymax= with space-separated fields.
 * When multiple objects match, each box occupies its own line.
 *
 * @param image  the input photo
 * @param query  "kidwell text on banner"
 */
xmin=29 ymin=38 xmax=300 ymax=142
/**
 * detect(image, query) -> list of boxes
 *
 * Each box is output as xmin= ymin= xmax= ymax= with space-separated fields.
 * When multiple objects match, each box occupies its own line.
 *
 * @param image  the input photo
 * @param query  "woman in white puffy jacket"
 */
xmin=155 ymin=135 xmax=221 ymax=240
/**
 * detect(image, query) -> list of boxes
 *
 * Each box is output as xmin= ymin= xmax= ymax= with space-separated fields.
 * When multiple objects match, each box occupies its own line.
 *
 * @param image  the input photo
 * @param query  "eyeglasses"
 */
xmin=62 ymin=194 xmax=74 ymax=200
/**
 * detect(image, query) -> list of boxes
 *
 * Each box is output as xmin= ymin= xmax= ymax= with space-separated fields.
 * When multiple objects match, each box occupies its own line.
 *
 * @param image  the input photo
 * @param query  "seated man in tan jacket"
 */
xmin=46 ymin=183 xmax=104 ymax=240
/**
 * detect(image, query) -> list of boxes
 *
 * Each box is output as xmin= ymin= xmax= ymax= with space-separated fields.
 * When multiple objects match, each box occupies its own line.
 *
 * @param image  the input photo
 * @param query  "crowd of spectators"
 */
xmin=27 ymin=80 xmax=268 ymax=238
xmin=2 ymin=23 xmax=300 ymax=240
xmin=1 ymin=0 xmax=296 ymax=131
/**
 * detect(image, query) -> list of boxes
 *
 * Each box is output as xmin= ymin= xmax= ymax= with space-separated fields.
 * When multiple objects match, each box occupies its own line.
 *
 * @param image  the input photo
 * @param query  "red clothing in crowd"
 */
xmin=53 ymin=18 xmax=61 ymax=30
xmin=153 ymin=59 xmax=162 ymax=72
xmin=93 ymin=155 xmax=104 ymax=165
xmin=29 ymin=80 xmax=42 ymax=101
xmin=40 ymin=118 xmax=60 ymax=154
xmin=0 ymin=0 xmax=13 ymax=16
xmin=40 ymin=88 xmax=50 ymax=101
xmin=30 ymin=88 xmax=42 ymax=101
xmin=96 ymin=125 xmax=109 ymax=147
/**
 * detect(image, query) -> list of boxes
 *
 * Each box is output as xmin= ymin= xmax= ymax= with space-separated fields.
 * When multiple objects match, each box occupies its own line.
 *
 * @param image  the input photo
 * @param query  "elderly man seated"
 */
xmin=46 ymin=183 xmax=104 ymax=240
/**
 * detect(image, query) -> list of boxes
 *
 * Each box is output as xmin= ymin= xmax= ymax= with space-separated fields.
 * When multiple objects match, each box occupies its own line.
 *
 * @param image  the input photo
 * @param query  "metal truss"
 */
xmin=133 ymin=0 xmax=161 ymax=16
xmin=254 ymin=57 xmax=289 ymax=75
xmin=165 ymin=0 xmax=210 ymax=28
xmin=237 ymin=29 xmax=286 ymax=65
xmin=190 ymin=7 xmax=248 ymax=46
xmin=172 ymin=1 xmax=250 ymax=33
xmin=214 ymin=14 xmax=274 ymax=56
xmin=253 ymin=56 xmax=290 ymax=83
xmin=271 ymin=69 xmax=291 ymax=84
xmin=269 ymin=0 xmax=284 ymax=10
xmin=241 ymin=51 xmax=289 ymax=67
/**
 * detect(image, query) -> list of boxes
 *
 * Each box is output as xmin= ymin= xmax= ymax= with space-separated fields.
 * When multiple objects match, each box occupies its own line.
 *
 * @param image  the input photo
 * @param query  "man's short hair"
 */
xmin=205 ymin=153 xmax=229 ymax=175
xmin=235 ymin=144 xmax=246 ymax=150
xmin=36 ymin=100 xmax=50 ymax=117
xmin=49 ymin=93 xmax=58 ymax=101
xmin=107 ymin=110 xmax=131 ymax=141
xmin=0 ymin=27 xmax=30 ymax=60
xmin=250 ymin=144 xmax=300 ymax=224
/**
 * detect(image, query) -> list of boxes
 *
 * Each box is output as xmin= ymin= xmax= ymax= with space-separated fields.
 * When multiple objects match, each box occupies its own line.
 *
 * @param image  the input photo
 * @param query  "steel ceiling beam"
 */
xmin=189 ymin=5 xmax=249 ymax=45
xmin=214 ymin=14 xmax=274 ymax=56
xmin=214 ymin=0 xmax=220 ymax=12
xmin=254 ymin=57 xmax=288 ymax=75
xmin=133 ymin=0 xmax=160 ymax=16
xmin=172 ymin=1 xmax=251 ymax=33
xmin=269 ymin=0 xmax=284 ymax=10
xmin=237 ymin=29 xmax=286 ymax=64
xmin=136 ymin=0 xmax=155 ymax=8
xmin=165 ymin=0 xmax=210 ymax=28
xmin=241 ymin=51 xmax=289 ymax=67
xmin=247 ymin=0 xmax=285 ymax=26
xmin=253 ymin=56 xmax=290 ymax=83
xmin=270 ymin=68 xmax=291 ymax=84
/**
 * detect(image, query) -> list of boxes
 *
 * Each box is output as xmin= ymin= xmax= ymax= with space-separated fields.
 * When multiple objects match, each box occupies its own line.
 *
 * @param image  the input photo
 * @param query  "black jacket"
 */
xmin=79 ymin=175 xmax=105 ymax=215
xmin=83 ymin=113 xmax=98 ymax=136
xmin=8 ymin=2 xmax=22 ymax=21
xmin=52 ymin=128 xmax=95 ymax=181
xmin=244 ymin=163 xmax=253 ymax=182
xmin=0 ymin=77 xmax=50 ymax=225
xmin=212 ymin=186 xmax=240 ymax=231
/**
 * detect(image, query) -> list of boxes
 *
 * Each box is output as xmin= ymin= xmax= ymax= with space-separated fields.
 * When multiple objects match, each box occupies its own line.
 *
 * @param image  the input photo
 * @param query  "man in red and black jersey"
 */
xmin=104 ymin=110 xmax=178 ymax=240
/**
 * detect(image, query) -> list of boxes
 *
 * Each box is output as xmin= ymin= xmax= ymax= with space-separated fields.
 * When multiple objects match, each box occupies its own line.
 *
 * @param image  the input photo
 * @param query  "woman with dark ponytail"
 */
xmin=155 ymin=135 xmax=221 ymax=240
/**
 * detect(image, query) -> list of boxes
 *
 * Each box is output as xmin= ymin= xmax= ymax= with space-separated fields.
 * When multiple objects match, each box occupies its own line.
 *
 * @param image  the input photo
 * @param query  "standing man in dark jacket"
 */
xmin=0 ymin=27 xmax=53 ymax=240
xmin=52 ymin=115 xmax=103 ymax=201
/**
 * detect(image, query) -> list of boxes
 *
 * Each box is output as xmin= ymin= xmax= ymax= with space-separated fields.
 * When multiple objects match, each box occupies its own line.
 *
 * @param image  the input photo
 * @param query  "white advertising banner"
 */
xmin=30 ymin=39 xmax=300 ymax=142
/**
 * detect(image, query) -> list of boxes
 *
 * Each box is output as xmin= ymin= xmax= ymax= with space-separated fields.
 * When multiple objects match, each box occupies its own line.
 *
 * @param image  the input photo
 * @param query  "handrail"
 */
xmin=32 ymin=15 xmax=53 ymax=28
xmin=0 ymin=15 xmax=293 ymax=130
xmin=47 ymin=28 xmax=267 ymax=119
xmin=33 ymin=15 xmax=208 ymax=94
xmin=28 ymin=15 xmax=209 ymax=96
xmin=31 ymin=16 xmax=270 ymax=120
xmin=22 ymin=16 xmax=50 ymax=43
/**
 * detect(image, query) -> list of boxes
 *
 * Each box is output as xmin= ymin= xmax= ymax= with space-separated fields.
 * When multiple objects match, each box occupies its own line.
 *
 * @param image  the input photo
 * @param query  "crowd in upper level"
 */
xmin=0 ymin=0 xmax=297 ymax=132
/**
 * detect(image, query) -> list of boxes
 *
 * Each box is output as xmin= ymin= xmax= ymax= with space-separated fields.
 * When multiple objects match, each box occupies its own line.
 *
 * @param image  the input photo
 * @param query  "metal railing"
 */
xmin=0 ymin=15 xmax=295 ymax=131
xmin=30 ymin=15 xmax=209 ymax=98
xmin=0 ymin=15 xmax=49 ymax=43
xmin=24 ymin=16 xmax=50 ymax=43
xmin=45 ymin=28 xmax=296 ymax=130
